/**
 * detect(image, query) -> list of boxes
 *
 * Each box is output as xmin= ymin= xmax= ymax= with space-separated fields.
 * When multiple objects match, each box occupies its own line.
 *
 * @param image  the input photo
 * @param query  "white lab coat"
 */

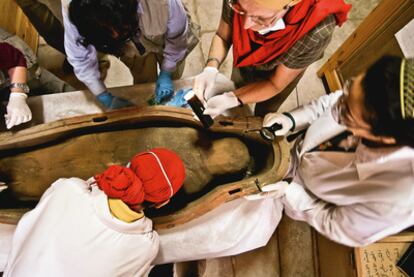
xmin=282 ymin=91 xmax=414 ymax=247
xmin=154 ymin=197 xmax=283 ymax=264
xmin=4 ymin=178 xmax=159 ymax=277
xmin=0 ymin=224 xmax=15 ymax=272
xmin=155 ymin=91 xmax=409 ymax=263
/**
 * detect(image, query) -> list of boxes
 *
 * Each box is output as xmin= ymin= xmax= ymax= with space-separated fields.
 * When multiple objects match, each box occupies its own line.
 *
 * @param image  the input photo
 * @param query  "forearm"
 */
xmin=62 ymin=4 xmax=105 ymax=95
xmin=282 ymin=182 xmax=396 ymax=247
xmin=289 ymin=90 xmax=343 ymax=131
xmin=162 ymin=0 xmax=189 ymax=72
xmin=281 ymin=183 xmax=362 ymax=246
xmin=8 ymin=66 xmax=27 ymax=88
xmin=205 ymin=20 xmax=232 ymax=68
xmin=235 ymin=64 xmax=305 ymax=105
xmin=234 ymin=80 xmax=277 ymax=104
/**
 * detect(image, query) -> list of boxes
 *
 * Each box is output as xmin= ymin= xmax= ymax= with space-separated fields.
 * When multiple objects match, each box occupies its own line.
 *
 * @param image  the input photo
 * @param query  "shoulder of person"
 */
xmin=221 ymin=0 xmax=233 ymax=25
xmin=50 ymin=177 xmax=90 ymax=193
xmin=0 ymin=28 xmax=37 ymax=68
xmin=140 ymin=0 xmax=168 ymax=9
xmin=308 ymin=14 xmax=336 ymax=41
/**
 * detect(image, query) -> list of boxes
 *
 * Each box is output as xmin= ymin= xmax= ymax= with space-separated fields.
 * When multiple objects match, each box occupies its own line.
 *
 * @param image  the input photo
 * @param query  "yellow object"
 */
xmin=253 ymin=0 xmax=299 ymax=10
xmin=108 ymin=199 xmax=144 ymax=223
xmin=400 ymin=59 xmax=406 ymax=119
xmin=400 ymin=58 xmax=414 ymax=119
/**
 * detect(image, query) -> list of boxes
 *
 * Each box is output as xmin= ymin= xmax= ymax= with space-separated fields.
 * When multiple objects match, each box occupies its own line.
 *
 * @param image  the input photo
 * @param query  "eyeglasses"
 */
xmin=227 ymin=0 xmax=288 ymax=26
xmin=332 ymin=78 xmax=371 ymax=131
xmin=332 ymin=79 xmax=356 ymax=127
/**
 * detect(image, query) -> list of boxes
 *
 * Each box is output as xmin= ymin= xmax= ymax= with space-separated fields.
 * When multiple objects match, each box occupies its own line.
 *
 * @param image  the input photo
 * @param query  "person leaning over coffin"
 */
xmin=62 ymin=0 xmax=199 ymax=110
xmin=261 ymin=56 xmax=414 ymax=247
xmin=193 ymin=0 xmax=351 ymax=118
xmin=152 ymin=56 xmax=414 ymax=266
xmin=3 ymin=148 xmax=185 ymax=277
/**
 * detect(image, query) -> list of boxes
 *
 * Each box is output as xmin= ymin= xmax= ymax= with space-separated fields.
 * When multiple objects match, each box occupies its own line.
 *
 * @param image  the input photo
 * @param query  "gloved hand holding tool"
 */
xmin=96 ymin=91 xmax=134 ymax=110
xmin=244 ymin=181 xmax=289 ymax=201
xmin=262 ymin=112 xmax=296 ymax=140
xmin=185 ymin=90 xmax=214 ymax=128
xmin=155 ymin=70 xmax=174 ymax=104
xmin=203 ymin=91 xmax=242 ymax=119
xmin=193 ymin=67 xmax=219 ymax=103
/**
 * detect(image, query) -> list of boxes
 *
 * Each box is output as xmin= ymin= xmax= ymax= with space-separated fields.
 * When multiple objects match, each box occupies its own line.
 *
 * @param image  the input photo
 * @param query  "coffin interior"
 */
xmin=0 ymin=120 xmax=274 ymax=216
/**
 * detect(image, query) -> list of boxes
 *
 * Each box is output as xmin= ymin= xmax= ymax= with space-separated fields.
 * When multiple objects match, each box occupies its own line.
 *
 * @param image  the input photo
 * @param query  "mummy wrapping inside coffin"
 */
xmin=0 ymin=94 xmax=289 ymax=229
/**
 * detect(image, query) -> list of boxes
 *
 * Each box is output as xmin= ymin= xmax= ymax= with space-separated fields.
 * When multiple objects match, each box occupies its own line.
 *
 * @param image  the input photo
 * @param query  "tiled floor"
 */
xmin=35 ymin=1 xmax=381 ymax=276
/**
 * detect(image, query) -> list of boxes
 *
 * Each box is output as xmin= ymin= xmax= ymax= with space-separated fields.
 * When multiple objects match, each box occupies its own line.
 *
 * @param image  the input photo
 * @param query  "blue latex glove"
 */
xmin=155 ymin=70 xmax=174 ymax=104
xmin=96 ymin=91 xmax=134 ymax=110
xmin=165 ymin=88 xmax=191 ymax=108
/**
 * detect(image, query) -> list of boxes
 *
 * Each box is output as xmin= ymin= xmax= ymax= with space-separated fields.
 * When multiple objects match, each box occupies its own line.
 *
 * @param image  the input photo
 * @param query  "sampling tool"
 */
xmin=184 ymin=90 xmax=214 ymax=128
xmin=260 ymin=123 xmax=283 ymax=141
xmin=242 ymin=121 xmax=305 ymax=142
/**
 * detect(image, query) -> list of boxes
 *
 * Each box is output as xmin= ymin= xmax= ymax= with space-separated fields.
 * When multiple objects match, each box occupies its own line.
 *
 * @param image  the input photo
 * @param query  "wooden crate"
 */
xmin=318 ymin=0 xmax=414 ymax=92
xmin=316 ymin=231 xmax=414 ymax=277
xmin=354 ymin=232 xmax=414 ymax=277
xmin=0 ymin=0 xmax=38 ymax=53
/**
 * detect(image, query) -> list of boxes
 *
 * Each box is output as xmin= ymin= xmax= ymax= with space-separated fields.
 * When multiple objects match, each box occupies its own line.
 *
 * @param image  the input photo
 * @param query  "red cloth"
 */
xmin=94 ymin=165 xmax=145 ymax=206
xmin=232 ymin=0 xmax=352 ymax=67
xmin=129 ymin=148 xmax=186 ymax=203
xmin=95 ymin=148 xmax=186 ymax=205
xmin=0 ymin=43 xmax=27 ymax=71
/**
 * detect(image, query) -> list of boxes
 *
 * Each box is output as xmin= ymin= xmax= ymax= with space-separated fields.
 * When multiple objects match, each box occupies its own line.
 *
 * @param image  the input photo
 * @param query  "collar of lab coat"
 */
xmin=299 ymin=109 xmax=347 ymax=157
xmin=91 ymin=186 xmax=153 ymax=234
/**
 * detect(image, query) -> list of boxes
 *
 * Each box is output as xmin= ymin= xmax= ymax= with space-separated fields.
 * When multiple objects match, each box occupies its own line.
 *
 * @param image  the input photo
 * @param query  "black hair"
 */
xmin=362 ymin=55 xmax=414 ymax=147
xmin=68 ymin=0 xmax=139 ymax=55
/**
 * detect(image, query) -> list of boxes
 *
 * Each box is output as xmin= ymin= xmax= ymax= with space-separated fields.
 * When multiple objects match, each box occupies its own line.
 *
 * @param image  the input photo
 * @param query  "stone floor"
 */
xmin=35 ymin=0 xmax=381 ymax=276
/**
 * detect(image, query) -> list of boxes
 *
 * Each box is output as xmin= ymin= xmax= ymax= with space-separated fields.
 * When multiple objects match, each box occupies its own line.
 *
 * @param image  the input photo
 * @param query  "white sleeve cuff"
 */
xmin=161 ymin=60 xmax=177 ymax=73
xmin=86 ymin=80 xmax=107 ymax=96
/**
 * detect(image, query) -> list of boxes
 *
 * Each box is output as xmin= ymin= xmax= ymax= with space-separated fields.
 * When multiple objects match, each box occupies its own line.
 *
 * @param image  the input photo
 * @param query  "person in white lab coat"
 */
xmin=3 ymin=148 xmax=186 ymax=277
xmin=262 ymin=55 xmax=414 ymax=247
xmin=150 ymin=56 xmax=413 ymax=266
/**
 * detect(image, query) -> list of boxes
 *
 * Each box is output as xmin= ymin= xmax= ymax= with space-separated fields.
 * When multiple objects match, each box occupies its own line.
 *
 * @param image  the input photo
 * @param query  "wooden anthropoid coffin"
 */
xmin=0 ymin=106 xmax=290 ymax=229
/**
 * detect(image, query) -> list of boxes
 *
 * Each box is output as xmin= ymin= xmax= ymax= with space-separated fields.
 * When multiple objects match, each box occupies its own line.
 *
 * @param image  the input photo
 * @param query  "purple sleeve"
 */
xmin=161 ymin=0 xmax=189 ymax=72
xmin=62 ymin=3 xmax=106 ymax=95
xmin=0 ymin=43 xmax=27 ymax=70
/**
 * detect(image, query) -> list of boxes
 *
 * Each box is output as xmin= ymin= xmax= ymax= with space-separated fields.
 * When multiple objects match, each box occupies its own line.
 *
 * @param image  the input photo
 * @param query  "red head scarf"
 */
xmin=95 ymin=148 xmax=186 ymax=206
xmin=232 ymin=0 xmax=352 ymax=67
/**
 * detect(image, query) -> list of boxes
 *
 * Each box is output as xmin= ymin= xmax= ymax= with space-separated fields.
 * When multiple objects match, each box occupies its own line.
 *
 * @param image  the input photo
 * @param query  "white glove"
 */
xmin=5 ymin=92 xmax=32 ymax=129
xmin=244 ymin=181 xmax=289 ymax=201
xmin=263 ymin=112 xmax=294 ymax=136
xmin=204 ymin=91 xmax=240 ymax=119
xmin=0 ymin=181 xmax=7 ymax=193
xmin=193 ymin=67 xmax=219 ymax=102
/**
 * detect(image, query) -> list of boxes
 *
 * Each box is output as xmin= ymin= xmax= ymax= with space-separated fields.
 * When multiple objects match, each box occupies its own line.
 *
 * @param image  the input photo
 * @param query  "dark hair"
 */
xmin=68 ymin=0 xmax=139 ymax=55
xmin=362 ymin=55 xmax=414 ymax=147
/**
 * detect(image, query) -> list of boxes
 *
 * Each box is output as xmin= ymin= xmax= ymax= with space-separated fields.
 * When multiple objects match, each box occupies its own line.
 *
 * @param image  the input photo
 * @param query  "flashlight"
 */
xmin=184 ymin=90 xmax=214 ymax=128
